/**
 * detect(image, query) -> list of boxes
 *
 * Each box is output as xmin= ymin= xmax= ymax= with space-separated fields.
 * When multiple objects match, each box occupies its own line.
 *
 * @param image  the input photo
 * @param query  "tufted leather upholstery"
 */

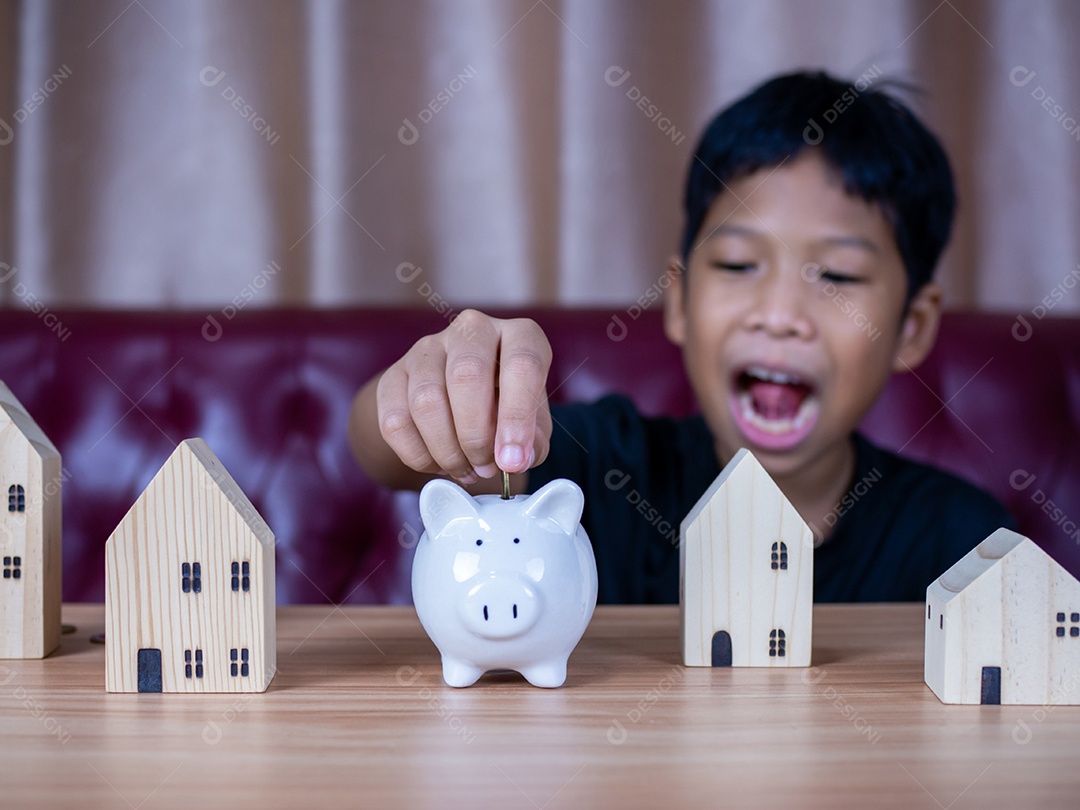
xmin=1 ymin=309 xmax=1077 ymax=603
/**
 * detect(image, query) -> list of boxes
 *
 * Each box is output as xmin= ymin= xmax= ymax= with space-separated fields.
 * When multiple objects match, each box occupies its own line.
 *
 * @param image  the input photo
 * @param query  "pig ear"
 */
xmin=419 ymin=479 xmax=479 ymax=539
xmin=520 ymin=479 xmax=584 ymax=535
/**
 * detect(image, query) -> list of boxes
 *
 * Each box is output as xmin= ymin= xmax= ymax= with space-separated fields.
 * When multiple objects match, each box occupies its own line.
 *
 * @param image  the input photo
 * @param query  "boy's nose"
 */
xmin=743 ymin=267 xmax=814 ymax=339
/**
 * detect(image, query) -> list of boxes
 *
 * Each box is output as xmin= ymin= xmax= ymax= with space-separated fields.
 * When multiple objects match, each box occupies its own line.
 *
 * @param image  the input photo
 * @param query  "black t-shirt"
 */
xmin=530 ymin=394 xmax=1015 ymax=604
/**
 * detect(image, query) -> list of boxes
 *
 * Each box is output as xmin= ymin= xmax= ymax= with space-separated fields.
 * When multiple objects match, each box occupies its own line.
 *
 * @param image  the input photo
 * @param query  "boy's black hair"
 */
xmin=681 ymin=70 xmax=956 ymax=302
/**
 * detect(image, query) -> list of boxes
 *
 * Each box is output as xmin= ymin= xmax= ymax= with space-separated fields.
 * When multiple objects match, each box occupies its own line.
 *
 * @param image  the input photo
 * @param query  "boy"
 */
xmin=349 ymin=71 xmax=1013 ymax=603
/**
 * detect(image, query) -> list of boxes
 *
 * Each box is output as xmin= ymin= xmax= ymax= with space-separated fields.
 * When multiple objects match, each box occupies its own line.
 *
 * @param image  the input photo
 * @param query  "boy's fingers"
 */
xmin=375 ymin=364 xmax=438 ymax=474
xmin=444 ymin=311 xmax=500 ymax=475
xmin=404 ymin=338 xmax=476 ymax=483
xmin=494 ymin=318 xmax=552 ymax=473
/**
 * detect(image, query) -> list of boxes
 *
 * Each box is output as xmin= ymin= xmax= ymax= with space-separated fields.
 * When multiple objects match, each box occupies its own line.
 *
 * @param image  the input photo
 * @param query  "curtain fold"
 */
xmin=0 ymin=0 xmax=1077 ymax=312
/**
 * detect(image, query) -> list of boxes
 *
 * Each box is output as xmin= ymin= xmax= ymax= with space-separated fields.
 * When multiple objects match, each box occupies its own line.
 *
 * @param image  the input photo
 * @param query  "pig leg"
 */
xmin=519 ymin=659 xmax=568 ymax=688
xmin=442 ymin=657 xmax=485 ymax=687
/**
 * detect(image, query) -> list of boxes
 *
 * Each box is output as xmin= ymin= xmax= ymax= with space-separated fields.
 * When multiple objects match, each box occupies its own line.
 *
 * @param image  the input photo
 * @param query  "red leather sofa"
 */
xmin=2 ymin=308 xmax=1077 ymax=603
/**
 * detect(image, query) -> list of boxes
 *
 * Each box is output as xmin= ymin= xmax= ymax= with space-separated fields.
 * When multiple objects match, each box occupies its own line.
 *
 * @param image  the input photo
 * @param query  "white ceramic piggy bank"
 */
xmin=411 ymin=478 xmax=598 ymax=688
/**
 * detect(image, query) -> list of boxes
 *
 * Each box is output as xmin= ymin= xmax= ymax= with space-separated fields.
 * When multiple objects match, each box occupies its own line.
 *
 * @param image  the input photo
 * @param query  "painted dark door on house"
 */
xmin=711 ymin=631 xmax=732 ymax=667
xmin=981 ymin=666 xmax=1001 ymax=704
xmin=137 ymin=648 xmax=163 ymax=693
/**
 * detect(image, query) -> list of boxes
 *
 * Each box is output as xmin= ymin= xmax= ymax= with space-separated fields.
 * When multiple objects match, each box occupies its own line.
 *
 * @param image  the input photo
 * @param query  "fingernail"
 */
xmin=456 ymin=471 xmax=478 ymax=485
xmin=473 ymin=463 xmax=499 ymax=479
xmin=497 ymin=445 xmax=525 ymax=471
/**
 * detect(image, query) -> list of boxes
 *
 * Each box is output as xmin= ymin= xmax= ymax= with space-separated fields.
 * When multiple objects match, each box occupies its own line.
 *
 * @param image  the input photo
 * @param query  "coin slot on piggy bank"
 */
xmin=411 ymin=478 xmax=598 ymax=688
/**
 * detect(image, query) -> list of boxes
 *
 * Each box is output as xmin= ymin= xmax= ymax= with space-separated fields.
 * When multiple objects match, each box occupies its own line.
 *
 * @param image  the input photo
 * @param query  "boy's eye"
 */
xmin=819 ymin=267 xmax=864 ymax=284
xmin=710 ymin=262 xmax=756 ymax=273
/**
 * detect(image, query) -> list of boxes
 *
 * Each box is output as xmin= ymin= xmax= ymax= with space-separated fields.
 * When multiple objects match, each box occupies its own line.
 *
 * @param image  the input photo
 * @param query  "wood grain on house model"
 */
xmin=105 ymin=438 xmax=276 ymax=692
xmin=681 ymin=448 xmax=813 ymax=667
xmin=0 ymin=381 xmax=61 ymax=659
xmin=926 ymin=528 xmax=1080 ymax=705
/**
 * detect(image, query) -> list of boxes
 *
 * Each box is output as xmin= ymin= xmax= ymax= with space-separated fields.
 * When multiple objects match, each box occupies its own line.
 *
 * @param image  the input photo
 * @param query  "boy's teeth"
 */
xmin=738 ymin=391 xmax=813 ymax=434
xmin=745 ymin=366 xmax=802 ymax=386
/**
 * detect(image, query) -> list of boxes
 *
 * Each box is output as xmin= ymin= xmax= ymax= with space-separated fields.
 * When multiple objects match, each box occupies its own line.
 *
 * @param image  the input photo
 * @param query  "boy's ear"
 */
xmin=663 ymin=256 xmax=687 ymax=347
xmin=892 ymin=281 xmax=943 ymax=373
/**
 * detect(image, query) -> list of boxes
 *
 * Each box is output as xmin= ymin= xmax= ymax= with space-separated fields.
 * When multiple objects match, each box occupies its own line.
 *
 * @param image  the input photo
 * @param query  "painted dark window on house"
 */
xmin=769 ymin=629 xmax=786 ymax=657
xmin=184 ymin=648 xmax=204 ymax=679
xmin=930 ymin=606 xmax=944 ymax=629
xmin=232 ymin=561 xmax=251 ymax=592
xmin=182 ymin=562 xmax=202 ymax=594
xmin=2 ymin=556 xmax=21 ymax=579
xmin=1055 ymin=611 xmax=1080 ymax=638
xmin=7 ymin=484 xmax=24 ymax=512
xmin=230 ymin=647 xmax=250 ymax=677
xmin=770 ymin=542 xmax=788 ymax=571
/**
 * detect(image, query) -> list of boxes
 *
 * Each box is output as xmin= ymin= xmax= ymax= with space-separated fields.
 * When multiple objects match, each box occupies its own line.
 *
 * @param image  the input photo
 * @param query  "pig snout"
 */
xmin=459 ymin=576 xmax=541 ymax=639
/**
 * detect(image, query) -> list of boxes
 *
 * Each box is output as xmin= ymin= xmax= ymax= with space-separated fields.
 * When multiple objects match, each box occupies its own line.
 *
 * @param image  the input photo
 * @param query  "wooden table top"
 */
xmin=3 ymin=603 xmax=1079 ymax=809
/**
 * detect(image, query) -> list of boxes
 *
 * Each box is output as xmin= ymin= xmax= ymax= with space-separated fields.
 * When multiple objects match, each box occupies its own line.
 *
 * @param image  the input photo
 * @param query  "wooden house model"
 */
xmin=105 ymin=438 xmax=276 ymax=693
xmin=0 ymin=381 xmax=61 ymax=659
xmin=681 ymin=448 xmax=813 ymax=667
xmin=925 ymin=528 xmax=1080 ymax=705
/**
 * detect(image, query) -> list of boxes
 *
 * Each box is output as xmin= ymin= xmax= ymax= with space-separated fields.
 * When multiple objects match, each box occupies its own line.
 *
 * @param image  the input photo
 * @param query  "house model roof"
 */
xmin=0 ymin=381 xmax=59 ymax=460
xmin=113 ymin=438 xmax=273 ymax=549
xmin=931 ymin=528 xmax=1053 ymax=604
xmin=682 ymin=447 xmax=762 ymax=532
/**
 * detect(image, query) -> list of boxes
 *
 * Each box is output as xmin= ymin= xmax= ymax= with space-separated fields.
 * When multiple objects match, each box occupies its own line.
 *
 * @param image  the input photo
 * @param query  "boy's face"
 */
xmin=665 ymin=150 xmax=941 ymax=480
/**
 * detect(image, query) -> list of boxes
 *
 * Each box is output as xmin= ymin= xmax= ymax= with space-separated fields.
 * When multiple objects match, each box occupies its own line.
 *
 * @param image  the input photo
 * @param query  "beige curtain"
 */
xmin=0 ymin=0 xmax=1078 ymax=312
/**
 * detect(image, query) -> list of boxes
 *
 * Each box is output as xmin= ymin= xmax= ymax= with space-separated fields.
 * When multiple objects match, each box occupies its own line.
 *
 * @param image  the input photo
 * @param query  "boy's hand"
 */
xmin=375 ymin=310 xmax=552 ymax=485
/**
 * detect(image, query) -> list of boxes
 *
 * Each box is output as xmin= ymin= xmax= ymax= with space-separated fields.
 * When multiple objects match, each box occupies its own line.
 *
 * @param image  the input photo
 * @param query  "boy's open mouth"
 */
xmin=729 ymin=365 xmax=820 ymax=451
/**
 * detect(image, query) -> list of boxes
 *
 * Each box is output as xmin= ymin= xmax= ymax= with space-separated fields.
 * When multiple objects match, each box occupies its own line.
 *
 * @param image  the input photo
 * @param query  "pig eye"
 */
xmin=513 ymin=538 xmax=520 ymax=544
xmin=475 ymin=539 xmax=483 ymax=546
